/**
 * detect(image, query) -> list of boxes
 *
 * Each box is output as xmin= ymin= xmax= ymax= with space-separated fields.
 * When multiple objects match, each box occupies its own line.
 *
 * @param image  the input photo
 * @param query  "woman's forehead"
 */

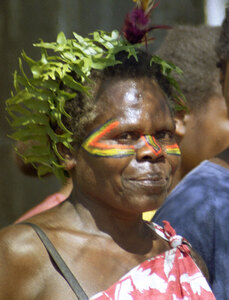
xmin=91 ymin=77 xmax=173 ymax=130
xmin=96 ymin=77 xmax=167 ymax=109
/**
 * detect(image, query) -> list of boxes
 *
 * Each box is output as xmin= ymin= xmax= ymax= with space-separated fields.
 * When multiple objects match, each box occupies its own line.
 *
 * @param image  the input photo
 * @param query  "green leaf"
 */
xmin=11 ymin=113 xmax=49 ymax=127
xmin=6 ymin=28 xmax=185 ymax=183
xmin=62 ymin=74 xmax=88 ymax=93
xmin=37 ymin=165 xmax=53 ymax=177
xmin=57 ymin=32 xmax=67 ymax=45
xmin=21 ymin=50 xmax=37 ymax=67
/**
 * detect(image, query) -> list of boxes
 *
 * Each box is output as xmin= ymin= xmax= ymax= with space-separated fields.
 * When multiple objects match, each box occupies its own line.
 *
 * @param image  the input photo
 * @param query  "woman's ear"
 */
xmin=174 ymin=111 xmax=190 ymax=141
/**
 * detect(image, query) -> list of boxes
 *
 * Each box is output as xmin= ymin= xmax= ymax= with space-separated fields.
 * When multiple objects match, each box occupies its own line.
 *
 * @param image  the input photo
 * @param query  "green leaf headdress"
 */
xmin=5 ymin=0 xmax=185 ymax=182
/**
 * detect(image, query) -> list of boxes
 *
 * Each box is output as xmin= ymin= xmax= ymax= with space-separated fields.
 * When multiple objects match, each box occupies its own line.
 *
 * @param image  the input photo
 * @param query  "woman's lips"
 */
xmin=124 ymin=174 xmax=169 ymax=194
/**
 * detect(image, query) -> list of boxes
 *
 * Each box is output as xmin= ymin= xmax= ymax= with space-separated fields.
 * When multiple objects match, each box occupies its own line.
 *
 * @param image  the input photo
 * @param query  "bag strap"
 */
xmin=20 ymin=222 xmax=89 ymax=300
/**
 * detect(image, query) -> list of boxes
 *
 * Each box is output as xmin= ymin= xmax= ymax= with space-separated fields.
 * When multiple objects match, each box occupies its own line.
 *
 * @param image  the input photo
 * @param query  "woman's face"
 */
xmin=73 ymin=77 xmax=180 ymax=214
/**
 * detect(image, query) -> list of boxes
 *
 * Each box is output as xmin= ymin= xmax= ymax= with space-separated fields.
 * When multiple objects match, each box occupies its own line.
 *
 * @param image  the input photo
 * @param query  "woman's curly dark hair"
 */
xmin=63 ymin=50 xmax=173 ymax=149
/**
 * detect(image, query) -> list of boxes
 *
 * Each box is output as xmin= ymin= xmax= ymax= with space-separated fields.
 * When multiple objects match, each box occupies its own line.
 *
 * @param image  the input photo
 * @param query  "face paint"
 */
xmin=165 ymin=144 xmax=181 ymax=156
xmin=81 ymin=119 xmax=135 ymax=157
xmin=82 ymin=119 xmax=181 ymax=158
xmin=141 ymin=135 xmax=162 ymax=156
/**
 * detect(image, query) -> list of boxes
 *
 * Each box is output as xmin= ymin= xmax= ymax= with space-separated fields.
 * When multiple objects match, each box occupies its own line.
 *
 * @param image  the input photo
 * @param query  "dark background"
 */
xmin=0 ymin=0 xmax=204 ymax=228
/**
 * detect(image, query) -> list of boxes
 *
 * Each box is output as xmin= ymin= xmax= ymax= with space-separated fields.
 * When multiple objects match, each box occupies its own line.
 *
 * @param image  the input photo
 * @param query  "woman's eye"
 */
xmin=116 ymin=132 xmax=138 ymax=144
xmin=155 ymin=131 xmax=174 ymax=141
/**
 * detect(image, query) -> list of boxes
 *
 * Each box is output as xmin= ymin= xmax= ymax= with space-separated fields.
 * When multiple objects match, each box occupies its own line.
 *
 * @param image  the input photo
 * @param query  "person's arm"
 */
xmin=153 ymin=178 xmax=215 ymax=282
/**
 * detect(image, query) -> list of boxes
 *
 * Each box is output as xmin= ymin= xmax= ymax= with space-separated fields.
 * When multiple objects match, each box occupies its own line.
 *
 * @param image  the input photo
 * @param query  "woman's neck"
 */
xmin=210 ymin=147 xmax=229 ymax=169
xmin=68 ymin=188 xmax=155 ymax=254
xmin=59 ymin=177 xmax=73 ymax=197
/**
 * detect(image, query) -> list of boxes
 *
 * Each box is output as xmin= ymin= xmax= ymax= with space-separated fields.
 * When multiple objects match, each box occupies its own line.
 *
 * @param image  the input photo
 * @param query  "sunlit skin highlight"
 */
xmin=82 ymin=119 xmax=181 ymax=158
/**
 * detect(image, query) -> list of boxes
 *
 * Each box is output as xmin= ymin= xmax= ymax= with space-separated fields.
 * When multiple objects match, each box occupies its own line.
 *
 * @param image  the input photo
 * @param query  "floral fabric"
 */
xmin=91 ymin=221 xmax=216 ymax=300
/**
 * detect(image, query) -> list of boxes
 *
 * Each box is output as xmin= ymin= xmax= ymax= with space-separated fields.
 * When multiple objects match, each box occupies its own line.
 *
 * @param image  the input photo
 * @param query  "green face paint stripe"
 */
xmin=165 ymin=144 xmax=181 ymax=156
xmin=83 ymin=147 xmax=135 ymax=157
xmin=82 ymin=119 xmax=135 ymax=157
xmin=83 ymin=141 xmax=135 ymax=157
xmin=145 ymin=135 xmax=162 ymax=153
xmin=142 ymin=135 xmax=162 ymax=156
xmin=82 ymin=120 xmax=180 ymax=158
xmin=82 ymin=119 xmax=119 ymax=146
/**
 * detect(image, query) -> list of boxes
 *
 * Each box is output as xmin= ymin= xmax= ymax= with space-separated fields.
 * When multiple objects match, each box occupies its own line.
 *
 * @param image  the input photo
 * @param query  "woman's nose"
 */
xmin=136 ymin=135 xmax=165 ymax=162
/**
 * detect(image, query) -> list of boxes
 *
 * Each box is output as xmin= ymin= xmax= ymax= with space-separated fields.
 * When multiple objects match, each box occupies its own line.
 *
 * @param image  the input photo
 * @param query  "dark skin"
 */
xmin=209 ymin=60 xmax=229 ymax=170
xmin=171 ymin=92 xmax=229 ymax=191
xmin=0 ymin=77 xmax=208 ymax=299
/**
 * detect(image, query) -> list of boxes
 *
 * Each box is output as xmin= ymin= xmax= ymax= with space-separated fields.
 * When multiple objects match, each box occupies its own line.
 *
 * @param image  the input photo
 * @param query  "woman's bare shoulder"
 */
xmin=0 ymin=223 xmax=47 ymax=298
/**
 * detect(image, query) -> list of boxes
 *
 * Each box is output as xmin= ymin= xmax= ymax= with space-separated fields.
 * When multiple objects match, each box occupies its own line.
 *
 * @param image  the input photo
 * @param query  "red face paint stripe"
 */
xmin=141 ymin=135 xmax=162 ymax=156
xmin=82 ymin=119 xmax=136 ymax=157
xmin=165 ymin=144 xmax=180 ymax=149
xmin=165 ymin=144 xmax=181 ymax=156
xmin=90 ymin=121 xmax=120 ymax=146
xmin=87 ymin=120 xmax=134 ymax=150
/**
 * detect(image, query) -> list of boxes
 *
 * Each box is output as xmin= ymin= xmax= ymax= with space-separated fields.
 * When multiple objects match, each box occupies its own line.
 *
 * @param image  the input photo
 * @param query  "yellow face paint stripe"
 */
xmin=141 ymin=135 xmax=162 ymax=156
xmin=82 ymin=119 xmax=181 ymax=158
xmin=165 ymin=144 xmax=181 ymax=156
xmin=81 ymin=120 xmax=135 ymax=157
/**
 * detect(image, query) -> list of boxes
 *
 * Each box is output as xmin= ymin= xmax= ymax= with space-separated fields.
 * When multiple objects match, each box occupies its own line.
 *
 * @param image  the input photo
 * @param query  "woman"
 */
xmin=1 ymin=1 xmax=215 ymax=299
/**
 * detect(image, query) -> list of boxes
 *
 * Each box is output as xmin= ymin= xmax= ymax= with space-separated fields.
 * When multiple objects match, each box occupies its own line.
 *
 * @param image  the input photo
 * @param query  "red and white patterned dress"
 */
xmin=91 ymin=221 xmax=216 ymax=300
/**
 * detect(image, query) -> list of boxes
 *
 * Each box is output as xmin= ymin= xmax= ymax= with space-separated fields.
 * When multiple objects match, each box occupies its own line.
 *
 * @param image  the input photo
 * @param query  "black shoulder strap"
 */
xmin=20 ymin=222 xmax=89 ymax=300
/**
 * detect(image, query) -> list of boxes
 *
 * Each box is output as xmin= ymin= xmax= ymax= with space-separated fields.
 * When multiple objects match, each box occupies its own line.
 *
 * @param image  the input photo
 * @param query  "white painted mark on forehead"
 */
xmin=124 ymin=87 xmax=140 ymax=102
